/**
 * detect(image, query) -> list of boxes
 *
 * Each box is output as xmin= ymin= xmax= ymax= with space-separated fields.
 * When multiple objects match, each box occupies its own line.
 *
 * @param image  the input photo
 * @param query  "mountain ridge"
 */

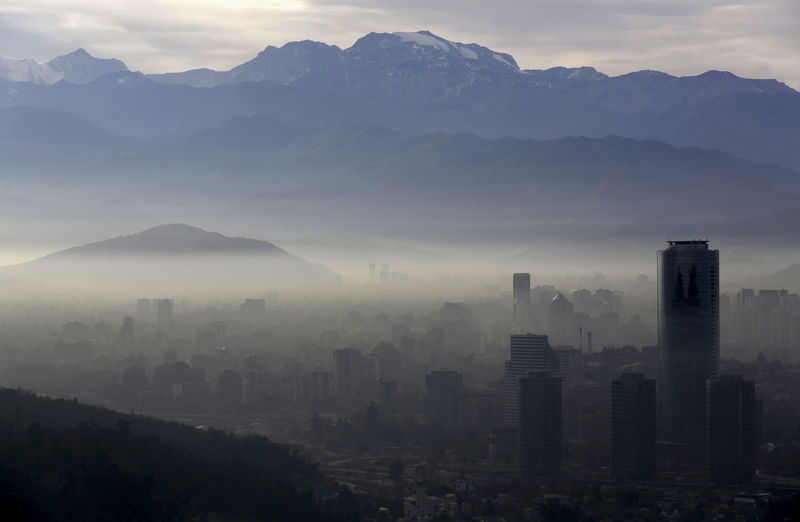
xmin=3 ymin=30 xmax=797 ymax=170
xmin=41 ymin=223 xmax=293 ymax=258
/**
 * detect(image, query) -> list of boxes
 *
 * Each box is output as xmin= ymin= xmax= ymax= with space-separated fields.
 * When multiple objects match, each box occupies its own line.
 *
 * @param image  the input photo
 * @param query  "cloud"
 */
xmin=1 ymin=0 xmax=798 ymax=88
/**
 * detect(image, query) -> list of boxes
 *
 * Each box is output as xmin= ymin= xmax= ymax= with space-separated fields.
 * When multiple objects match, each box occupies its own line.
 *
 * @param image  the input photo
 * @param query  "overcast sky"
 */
xmin=1 ymin=0 xmax=799 ymax=88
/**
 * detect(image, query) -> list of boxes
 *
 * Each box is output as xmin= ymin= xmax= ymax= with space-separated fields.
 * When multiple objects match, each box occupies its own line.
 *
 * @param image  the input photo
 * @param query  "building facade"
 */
xmin=504 ymin=334 xmax=557 ymax=427
xmin=658 ymin=240 xmax=719 ymax=448
xmin=611 ymin=373 xmax=656 ymax=480
xmin=707 ymin=375 xmax=755 ymax=485
xmin=518 ymin=371 xmax=562 ymax=477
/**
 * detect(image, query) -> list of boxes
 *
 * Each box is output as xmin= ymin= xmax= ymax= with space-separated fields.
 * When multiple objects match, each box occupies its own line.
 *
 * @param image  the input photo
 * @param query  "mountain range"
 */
xmin=2 ymin=109 xmax=798 ymax=251
xmin=2 ymin=31 xmax=800 ymax=278
xmin=1 ymin=30 xmax=798 ymax=171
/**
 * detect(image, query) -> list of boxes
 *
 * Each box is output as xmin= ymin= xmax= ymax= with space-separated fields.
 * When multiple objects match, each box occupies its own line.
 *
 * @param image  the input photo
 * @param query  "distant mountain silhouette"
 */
xmin=45 ymin=223 xmax=293 ymax=257
xmin=1 ymin=30 xmax=798 ymax=169
xmin=4 ymin=113 xmax=800 ymax=248
xmin=758 ymin=261 xmax=800 ymax=291
xmin=1 ymin=224 xmax=336 ymax=293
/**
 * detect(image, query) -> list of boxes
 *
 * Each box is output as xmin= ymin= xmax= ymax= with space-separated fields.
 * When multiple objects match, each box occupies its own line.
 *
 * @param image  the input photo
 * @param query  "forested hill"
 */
xmin=0 ymin=388 xmax=359 ymax=521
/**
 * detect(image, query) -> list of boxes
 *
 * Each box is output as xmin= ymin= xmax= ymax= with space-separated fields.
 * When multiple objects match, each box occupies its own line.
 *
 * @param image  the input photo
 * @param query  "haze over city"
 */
xmin=1 ymin=1 xmax=800 ymax=521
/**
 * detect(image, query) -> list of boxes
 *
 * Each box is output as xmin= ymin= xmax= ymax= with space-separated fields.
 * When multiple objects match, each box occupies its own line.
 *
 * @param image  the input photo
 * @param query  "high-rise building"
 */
xmin=554 ymin=347 xmax=583 ymax=390
xmin=658 ymin=240 xmax=719 ymax=447
xmin=118 ymin=316 xmax=135 ymax=344
xmin=156 ymin=298 xmax=175 ymax=331
xmin=425 ymin=370 xmax=464 ymax=424
xmin=513 ymin=273 xmax=531 ymax=329
xmin=239 ymin=299 xmax=266 ymax=323
xmin=136 ymin=298 xmax=152 ymax=322
xmin=547 ymin=293 xmax=575 ymax=346
xmin=517 ymin=371 xmax=562 ymax=477
xmin=504 ymin=334 xmax=557 ymax=427
xmin=369 ymin=263 xmax=376 ymax=283
xmin=707 ymin=375 xmax=755 ymax=485
xmin=610 ymin=373 xmax=656 ymax=480
xmin=217 ymin=369 xmax=243 ymax=411
xmin=333 ymin=348 xmax=363 ymax=397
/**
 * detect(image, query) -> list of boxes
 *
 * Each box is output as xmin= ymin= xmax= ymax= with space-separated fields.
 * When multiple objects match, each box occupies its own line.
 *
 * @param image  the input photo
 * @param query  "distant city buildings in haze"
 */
xmin=658 ymin=240 xmax=719 ymax=449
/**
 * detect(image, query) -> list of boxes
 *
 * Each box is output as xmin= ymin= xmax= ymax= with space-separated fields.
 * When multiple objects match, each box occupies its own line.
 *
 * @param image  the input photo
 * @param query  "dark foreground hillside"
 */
xmin=0 ymin=388 xmax=358 ymax=521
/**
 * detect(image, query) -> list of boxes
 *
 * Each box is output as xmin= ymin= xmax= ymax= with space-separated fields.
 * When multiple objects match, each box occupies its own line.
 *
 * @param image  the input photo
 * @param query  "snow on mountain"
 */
xmin=0 ymin=49 xmax=128 ymax=85
xmin=0 ymin=58 xmax=62 ymax=84
xmin=48 ymin=48 xmax=128 ymax=84
xmin=393 ymin=31 xmax=453 ymax=52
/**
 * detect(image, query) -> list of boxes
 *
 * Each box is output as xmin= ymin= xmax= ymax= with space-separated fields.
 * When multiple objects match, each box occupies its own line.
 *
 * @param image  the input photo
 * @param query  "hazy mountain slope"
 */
xmin=762 ymin=261 xmax=800 ymax=290
xmin=53 ymin=115 xmax=796 ymax=246
xmin=0 ymin=106 xmax=130 ymax=176
xmin=43 ymin=223 xmax=294 ymax=257
xmin=1 ymin=224 xmax=336 ymax=294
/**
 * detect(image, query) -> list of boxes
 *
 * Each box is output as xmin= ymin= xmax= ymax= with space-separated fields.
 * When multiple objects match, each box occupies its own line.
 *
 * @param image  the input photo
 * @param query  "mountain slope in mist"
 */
xmin=51 ymin=116 xmax=797 ymax=246
xmin=3 ymin=111 xmax=800 ymax=248
xmin=0 ymin=224 xmax=336 ymax=294
xmin=45 ymin=223 xmax=293 ymax=257
xmin=0 ymin=106 xmax=130 ymax=176
xmin=3 ymin=30 xmax=798 ymax=169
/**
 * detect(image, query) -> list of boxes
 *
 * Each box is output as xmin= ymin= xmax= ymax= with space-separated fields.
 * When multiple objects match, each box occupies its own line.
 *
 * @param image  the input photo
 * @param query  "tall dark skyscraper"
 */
xmin=517 ymin=371 xmax=562 ymax=477
xmin=611 ymin=373 xmax=656 ymax=480
xmin=513 ymin=273 xmax=531 ymax=330
xmin=707 ymin=375 xmax=755 ymax=486
xmin=504 ymin=334 xmax=557 ymax=427
xmin=658 ymin=240 xmax=719 ymax=448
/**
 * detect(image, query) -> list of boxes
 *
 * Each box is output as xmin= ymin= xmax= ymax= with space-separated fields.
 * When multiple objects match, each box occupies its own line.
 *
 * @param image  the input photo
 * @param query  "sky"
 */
xmin=1 ymin=0 xmax=799 ymax=89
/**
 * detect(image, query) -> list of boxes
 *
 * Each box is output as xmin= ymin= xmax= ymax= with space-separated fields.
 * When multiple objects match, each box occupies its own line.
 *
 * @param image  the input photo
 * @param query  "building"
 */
xmin=425 ymin=370 xmax=464 ymax=424
xmin=156 ymin=298 xmax=174 ymax=331
xmin=513 ymin=273 xmax=531 ymax=330
xmin=333 ymin=348 xmax=363 ymax=397
xmin=611 ymin=373 xmax=656 ymax=480
xmin=517 ymin=371 xmax=562 ymax=477
xmin=658 ymin=240 xmax=719 ymax=448
xmin=217 ymin=369 xmax=244 ymax=411
xmin=136 ymin=298 xmax=152 ymax=322
xmin=547 ymin=293 xmax=575 ymax=345
xmin=239 ymin=298 xmax=266 ymax=322
xmin=707 ymin=375 xmax=755 ymax=485
xmin=504 ymin=334 xmax=557 ymax=427
xmin=118 ymin=316 xmax=135 ymax=344
xmin=554 ymin=347 xmax=583 ymax=390
xmin=460 ymin=389 xmax=498 ymax=429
